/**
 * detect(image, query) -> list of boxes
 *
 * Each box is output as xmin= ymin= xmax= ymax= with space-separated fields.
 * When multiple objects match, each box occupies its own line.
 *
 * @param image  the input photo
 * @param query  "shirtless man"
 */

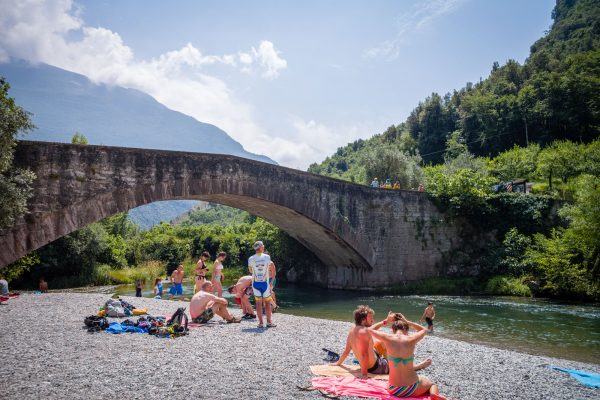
xmin=333 ymin=306 xmax=431 ymax=378
xmin=227 ymin=275 xmax=255 ymax=318
xmin=189 ymin=281 xmax=240 ymax=323
xmin=168 ymin=265 xmax=185 ymax=299
xmin=369 ymin=314 xmax=446 ymax=399
xmin=419 ymin=302 xmax=435 ymax=333
xmin=194 ymin=252 xmax=210 ymax=293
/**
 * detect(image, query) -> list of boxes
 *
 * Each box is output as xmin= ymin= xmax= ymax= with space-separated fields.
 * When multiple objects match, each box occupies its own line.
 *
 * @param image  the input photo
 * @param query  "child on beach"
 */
xmin=135 ymin=280 xmax=143 ymax=297
xmin=153 ymin=278 xmax=163 ymax=299
xmin=419 ymin=302 xmax=435 ymax=333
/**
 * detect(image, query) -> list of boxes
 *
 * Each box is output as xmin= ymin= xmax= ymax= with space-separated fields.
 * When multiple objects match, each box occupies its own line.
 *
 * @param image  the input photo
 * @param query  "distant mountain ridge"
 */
xmin=0 ymin=60 xmax=276 ymax=228
xmin=0 ymin=60 xmax=274 ymax=163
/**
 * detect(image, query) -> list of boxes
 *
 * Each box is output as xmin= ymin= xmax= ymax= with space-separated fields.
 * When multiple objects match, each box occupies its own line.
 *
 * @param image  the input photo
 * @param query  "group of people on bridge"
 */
xmin=370 ymin=178 xmax=425 ymax=192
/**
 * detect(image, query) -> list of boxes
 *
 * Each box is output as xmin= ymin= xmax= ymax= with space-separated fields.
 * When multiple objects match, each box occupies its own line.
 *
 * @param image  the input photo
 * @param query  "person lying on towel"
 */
xmin=331 ymin=306 xmax=430 ymax=378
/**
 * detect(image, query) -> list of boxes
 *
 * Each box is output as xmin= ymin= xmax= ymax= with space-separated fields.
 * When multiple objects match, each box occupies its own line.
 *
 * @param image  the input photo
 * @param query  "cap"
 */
xmin=253 ymin=241 xmax=264 ymax=250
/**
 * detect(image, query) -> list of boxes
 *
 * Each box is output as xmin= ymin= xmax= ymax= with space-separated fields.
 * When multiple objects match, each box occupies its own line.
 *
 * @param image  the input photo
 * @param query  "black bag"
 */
xmin=84 ymin=315 xmax=108 ymax=332
xmin=166 ymin=307 xmax=188 ymax=335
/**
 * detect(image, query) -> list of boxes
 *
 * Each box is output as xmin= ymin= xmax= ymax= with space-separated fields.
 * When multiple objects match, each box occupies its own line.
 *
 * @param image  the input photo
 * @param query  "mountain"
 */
xmin=0 ymin=60 xmax=276 ymax=227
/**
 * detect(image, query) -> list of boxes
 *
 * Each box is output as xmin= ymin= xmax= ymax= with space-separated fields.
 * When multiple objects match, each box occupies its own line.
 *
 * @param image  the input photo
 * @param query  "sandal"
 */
xmin=266 ymin=322 xmax=277 ymax=328
xmin=257 ymin=323 xmax=264 ymax=328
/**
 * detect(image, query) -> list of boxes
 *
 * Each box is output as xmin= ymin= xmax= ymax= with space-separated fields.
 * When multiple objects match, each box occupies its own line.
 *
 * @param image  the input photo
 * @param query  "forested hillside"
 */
xmin=309 ymin=0 xmax=599 ymax=180
xmin=308 ymin=0 xmax=600 ymax=300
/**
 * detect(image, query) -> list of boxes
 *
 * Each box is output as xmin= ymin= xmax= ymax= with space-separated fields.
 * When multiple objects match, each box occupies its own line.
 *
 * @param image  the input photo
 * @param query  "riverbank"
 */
xmin=0 ymin=293 xmax=598 ymax=399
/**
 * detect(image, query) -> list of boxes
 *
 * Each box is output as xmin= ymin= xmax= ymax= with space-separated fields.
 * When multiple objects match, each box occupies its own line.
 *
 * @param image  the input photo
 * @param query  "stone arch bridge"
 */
xmin=1 ymin=141 xmax=469 ymax=289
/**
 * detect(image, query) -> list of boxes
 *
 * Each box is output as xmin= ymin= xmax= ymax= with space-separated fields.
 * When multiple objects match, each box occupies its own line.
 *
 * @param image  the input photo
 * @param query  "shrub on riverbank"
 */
xmin=105 ymin=261 xmax=164 ymax=284
xmin=484 ymin=276 xmax=532 ymax=297
xmin=390 ymin=277 xmax=480 ymax=295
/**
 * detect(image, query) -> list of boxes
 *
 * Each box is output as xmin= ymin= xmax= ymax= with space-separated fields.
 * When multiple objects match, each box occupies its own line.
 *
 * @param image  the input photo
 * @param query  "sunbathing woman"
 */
xmin=368 ymin=313 xmax=446 ymax=399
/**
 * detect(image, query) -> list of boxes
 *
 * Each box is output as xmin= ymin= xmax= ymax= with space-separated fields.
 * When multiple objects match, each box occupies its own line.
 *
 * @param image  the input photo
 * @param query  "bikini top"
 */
xmin=388 ymin=355 xmax=415 ymax=367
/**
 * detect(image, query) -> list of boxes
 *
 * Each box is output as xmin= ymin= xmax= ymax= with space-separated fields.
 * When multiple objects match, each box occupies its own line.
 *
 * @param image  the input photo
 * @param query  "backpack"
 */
xmin=84 ymin=315 xmax=109 ymax=332
xmin=166 ymin=307 xmax=188 ymax=336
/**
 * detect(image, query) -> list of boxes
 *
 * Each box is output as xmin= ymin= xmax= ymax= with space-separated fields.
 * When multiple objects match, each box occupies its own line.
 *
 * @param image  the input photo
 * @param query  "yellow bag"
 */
xmin=133 ymin=308 xmax=148 ymax=316
xmin=98 ymin=309 xmax=106 ymax=317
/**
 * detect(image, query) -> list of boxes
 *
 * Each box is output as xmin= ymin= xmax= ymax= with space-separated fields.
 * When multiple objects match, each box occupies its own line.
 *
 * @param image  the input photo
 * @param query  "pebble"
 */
xmin=0 ymin=293 xmax=598 ymax=399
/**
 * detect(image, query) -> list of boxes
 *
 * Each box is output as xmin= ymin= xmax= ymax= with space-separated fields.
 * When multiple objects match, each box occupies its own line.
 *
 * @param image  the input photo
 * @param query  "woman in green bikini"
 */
xmin=368 ymin=313 xmax=446 ymax=399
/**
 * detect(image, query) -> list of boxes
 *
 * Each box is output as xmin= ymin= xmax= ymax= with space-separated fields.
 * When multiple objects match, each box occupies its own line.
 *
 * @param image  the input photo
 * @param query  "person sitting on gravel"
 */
xmin=190 ymin=281 xmax=240 ymax=324
xmin=38 ymin=278 xmax=48 ymax=293
xmin=368 ymin=314 xmax=446 ymax=399
xmin=227 ymin=275 xmax=255 ymax=319
xmin=332 ymin=306 xmax=431 ymax=379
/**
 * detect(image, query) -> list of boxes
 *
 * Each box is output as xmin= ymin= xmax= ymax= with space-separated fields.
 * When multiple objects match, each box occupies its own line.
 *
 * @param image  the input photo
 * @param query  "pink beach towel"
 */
xmin=311 ymin=376 xmax=431 ymax=400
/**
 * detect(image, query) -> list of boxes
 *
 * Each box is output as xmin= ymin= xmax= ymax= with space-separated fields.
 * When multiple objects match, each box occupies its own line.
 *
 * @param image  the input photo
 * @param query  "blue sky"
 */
xmin=0 ymin=0 xmax=555 ymax=168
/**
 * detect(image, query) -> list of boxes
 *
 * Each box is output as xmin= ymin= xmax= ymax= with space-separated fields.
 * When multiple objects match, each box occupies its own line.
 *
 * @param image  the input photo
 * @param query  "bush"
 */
xmin=390 ymin=277 xmax=481 ymax=295
xmin=484 ymin=276 xmax=532 ymax=296
xmin=106 ymin=261 xmax=165 ymax=284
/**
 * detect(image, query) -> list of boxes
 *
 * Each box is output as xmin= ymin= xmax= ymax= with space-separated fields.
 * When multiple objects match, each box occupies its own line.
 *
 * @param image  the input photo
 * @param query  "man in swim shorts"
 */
xmin=333 ymin=307 xmax=431 ymax=378
xmin=190 ymin=281 xmax=240 ymax=323
xmin=227 ymin=275 xmax=255 ymax=318
xmin=419 ymin=302 xmax=435 ymax=333
xmin=168 ymin=265 xmax=185 ymax=299
xmin=248 ymin=241 xmax=276 ymax=328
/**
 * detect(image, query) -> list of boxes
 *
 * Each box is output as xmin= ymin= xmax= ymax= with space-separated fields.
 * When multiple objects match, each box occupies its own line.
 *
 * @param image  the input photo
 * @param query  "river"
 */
xmin=116 ymin=281 xmax=600 ymax=364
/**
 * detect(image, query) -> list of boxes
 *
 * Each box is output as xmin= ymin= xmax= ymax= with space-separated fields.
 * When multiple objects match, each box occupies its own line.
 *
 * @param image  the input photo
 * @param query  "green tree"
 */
xmin=71 ymin=132 xmax=89 ymax=144
xmin=0 ymin=78 xmax=36 ymax=229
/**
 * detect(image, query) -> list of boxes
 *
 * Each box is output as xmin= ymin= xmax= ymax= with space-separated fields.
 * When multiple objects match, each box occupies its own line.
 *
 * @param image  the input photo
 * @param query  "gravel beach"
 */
xmin=0 ymin=293 xmax=598 ymax=400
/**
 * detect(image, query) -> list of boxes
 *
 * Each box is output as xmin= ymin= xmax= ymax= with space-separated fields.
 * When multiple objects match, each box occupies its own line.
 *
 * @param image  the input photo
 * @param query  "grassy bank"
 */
xmin=388 ymin=276 xmax=532 ymax=297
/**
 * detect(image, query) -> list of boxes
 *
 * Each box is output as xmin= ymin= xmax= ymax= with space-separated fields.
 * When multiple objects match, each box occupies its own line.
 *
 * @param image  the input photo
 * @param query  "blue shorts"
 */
xmin=252 ymin=281 xmax=271 ymax=300
xmin=169 ymin=283 xmax=183 ymax=296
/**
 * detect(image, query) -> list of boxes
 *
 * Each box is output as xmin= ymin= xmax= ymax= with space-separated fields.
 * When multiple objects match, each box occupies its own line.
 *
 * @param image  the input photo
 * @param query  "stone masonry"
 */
xmin=1 ymin=141 xmax=468 ymax=289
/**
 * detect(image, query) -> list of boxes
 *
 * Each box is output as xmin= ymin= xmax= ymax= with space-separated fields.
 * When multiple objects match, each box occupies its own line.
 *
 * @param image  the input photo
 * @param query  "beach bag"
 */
xmin=84 ymin=315 xmax=108 ymax=332
xmin=105 ymin=298 xmax=126 ymax=317
xmin=166 ymin=307 xmax=188 ymax=336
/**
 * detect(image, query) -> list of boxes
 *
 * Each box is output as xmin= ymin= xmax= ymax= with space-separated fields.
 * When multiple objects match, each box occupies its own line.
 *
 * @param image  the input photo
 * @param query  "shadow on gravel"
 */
xmin=241 ymin=328 xmax=267 ymax=333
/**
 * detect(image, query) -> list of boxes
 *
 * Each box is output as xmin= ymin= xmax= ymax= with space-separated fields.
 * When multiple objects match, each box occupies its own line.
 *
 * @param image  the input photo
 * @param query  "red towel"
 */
xmin=311 ymin=376 xmax=431 ymax=400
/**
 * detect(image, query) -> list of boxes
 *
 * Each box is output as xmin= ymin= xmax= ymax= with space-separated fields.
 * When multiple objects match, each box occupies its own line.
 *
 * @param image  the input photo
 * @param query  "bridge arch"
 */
xmin=1 ymin=141 xmax=466 ymax=289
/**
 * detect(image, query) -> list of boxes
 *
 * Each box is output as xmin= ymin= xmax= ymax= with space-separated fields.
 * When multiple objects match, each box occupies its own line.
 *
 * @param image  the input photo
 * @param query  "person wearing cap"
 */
xmin=248 ymin=241 xmax=276 ymax=328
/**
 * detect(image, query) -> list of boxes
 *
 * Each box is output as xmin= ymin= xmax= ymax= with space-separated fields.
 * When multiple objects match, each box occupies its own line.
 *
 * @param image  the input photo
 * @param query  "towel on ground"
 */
xmin=311 ymin=376 xmax=431 ymax=400
xmin=550 ymin=366 xmax=600 ymax=388
xmin=105 ymin=322 xmax=147 ymax=334
xmin=310 ymin=364 xmax=388 ymax=380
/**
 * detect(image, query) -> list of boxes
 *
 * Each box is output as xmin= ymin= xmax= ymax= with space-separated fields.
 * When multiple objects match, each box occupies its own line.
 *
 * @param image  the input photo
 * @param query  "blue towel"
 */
xmin=551 ymin=366 xmax=600 ymax=388
xmin=105 ymin=322 xmax=146 ymax=334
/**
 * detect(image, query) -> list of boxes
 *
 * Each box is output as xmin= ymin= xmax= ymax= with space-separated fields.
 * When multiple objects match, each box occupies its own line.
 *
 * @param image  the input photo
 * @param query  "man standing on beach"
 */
xmin=248 ymin=241 xmax=276 ymax=328
xmin=169 ymin=265 xmax=185 ymax=299
xmin=419 ymin=302 xmax=435 ymax=333
xmin=190 ymin=281 xmax=240 ymax=323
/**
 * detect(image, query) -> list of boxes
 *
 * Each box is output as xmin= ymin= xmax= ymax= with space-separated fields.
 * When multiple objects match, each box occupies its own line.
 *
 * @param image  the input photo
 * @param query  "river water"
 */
xmin=116 ymin=281 xmax=600 ymax=364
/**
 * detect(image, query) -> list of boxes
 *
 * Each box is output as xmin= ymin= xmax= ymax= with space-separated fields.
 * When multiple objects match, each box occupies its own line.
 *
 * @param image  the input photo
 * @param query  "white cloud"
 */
xmin=364 ymin=0 xmax=467 ymax=59
xmin=0 ymin=0 xmax=290 ymax=163
xmin=264 ymin=116 xmax=365 ymax=170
